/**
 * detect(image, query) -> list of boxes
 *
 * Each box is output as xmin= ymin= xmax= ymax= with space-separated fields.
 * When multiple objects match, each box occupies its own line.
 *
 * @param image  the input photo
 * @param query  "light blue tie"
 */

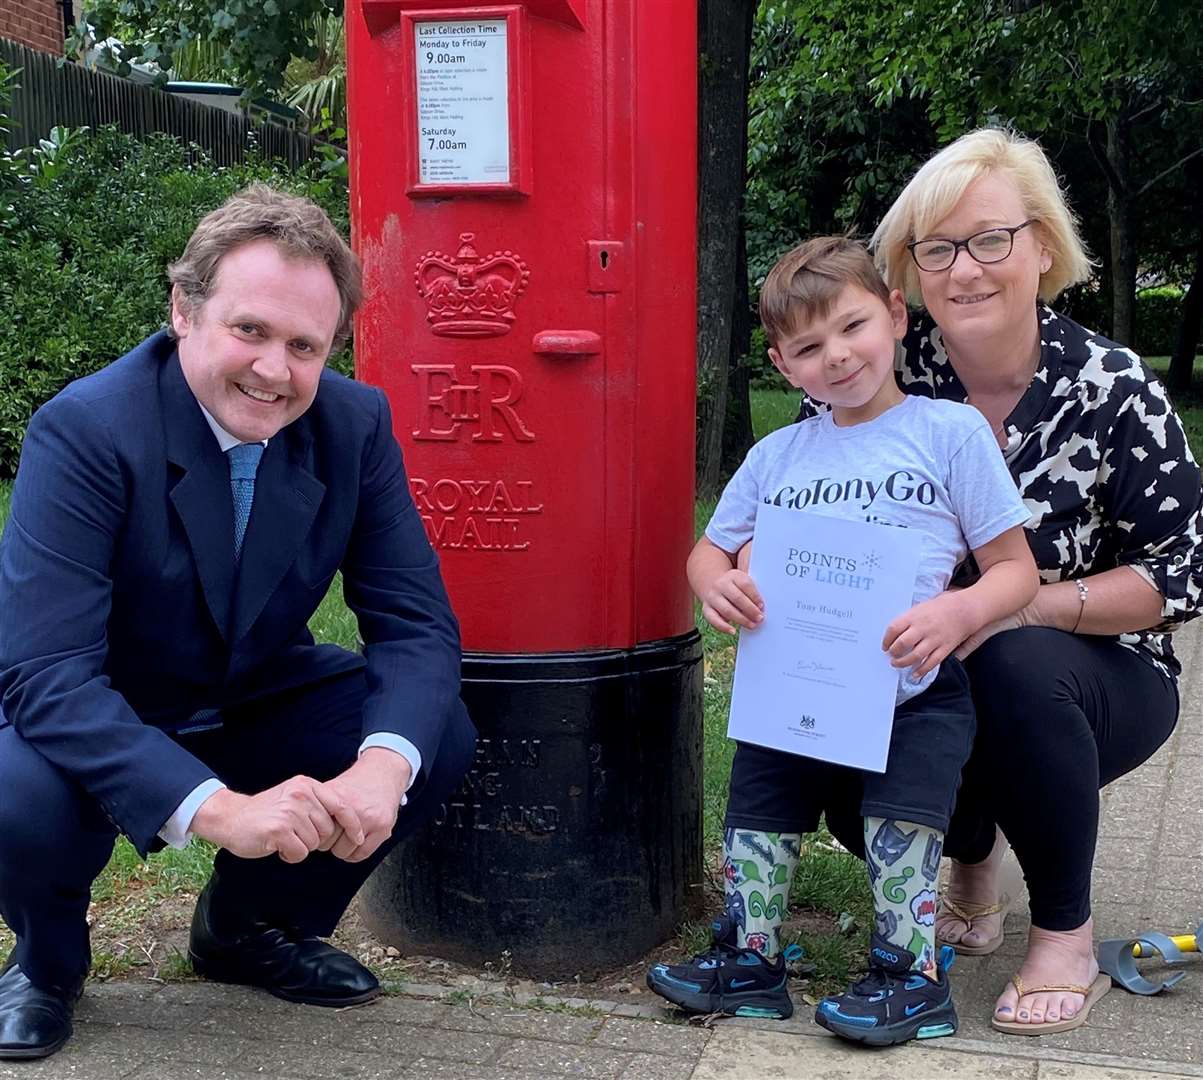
xmin=226 ymin=443 xmax=264 ymax=559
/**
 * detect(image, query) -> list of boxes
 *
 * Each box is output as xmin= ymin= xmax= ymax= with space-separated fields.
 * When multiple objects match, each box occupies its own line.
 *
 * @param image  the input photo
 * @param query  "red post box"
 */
xmin=349 ymin=0 xmax=701 ymax=976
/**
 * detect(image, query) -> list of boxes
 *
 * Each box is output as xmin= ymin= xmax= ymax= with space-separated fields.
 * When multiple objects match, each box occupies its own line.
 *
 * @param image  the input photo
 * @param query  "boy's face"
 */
xmin=768 ymin=284 xmax=908 ymax=425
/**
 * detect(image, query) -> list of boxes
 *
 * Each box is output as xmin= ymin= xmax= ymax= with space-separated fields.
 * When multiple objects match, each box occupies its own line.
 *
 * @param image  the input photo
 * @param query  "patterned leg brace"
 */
xmin=723 ymin=828 xmax=802 ymax=958
xmin=865 ymin=817 xmax=943 ymax=977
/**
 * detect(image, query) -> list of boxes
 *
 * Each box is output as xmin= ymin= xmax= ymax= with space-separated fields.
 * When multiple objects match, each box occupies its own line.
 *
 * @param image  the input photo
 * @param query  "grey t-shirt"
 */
xmin=707 ymin=395 xmax=1030 ymax=701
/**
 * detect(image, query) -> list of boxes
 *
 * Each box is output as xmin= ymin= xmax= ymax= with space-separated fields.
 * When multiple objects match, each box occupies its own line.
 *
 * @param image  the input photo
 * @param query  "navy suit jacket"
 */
xmin=0 ymin=331 xmax=467 ymax=855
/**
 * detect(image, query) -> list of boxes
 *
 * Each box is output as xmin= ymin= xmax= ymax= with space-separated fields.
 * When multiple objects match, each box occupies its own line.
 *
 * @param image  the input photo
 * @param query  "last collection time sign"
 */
xmin=415 ymin=20 xmax=511 ymax=185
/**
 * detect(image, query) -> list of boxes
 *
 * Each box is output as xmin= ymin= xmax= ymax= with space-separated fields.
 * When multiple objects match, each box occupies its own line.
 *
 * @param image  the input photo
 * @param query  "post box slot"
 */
xmin=532 ymin=330 xmax=602 ymax=357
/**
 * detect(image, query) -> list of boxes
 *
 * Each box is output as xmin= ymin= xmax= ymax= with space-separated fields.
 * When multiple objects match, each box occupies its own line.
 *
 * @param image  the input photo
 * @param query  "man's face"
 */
xmin=171 ymin=239 xmax=343 ymax=443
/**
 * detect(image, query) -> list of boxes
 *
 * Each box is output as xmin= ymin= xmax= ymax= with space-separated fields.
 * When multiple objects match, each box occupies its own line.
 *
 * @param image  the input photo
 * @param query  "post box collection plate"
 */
xmin=414 ymin=18 xmax=510 ymax=185
xmin=398 ymin=6 xmax=530 ymax=196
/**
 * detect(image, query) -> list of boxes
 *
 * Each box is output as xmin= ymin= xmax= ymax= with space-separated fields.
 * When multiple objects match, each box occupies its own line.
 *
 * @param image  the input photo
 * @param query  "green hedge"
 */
xmin=1029 ymin=283 xmax=1186 ymax=358
xmin=1134 ymin=286 xmax=1186 ymax=357
xmin=0 ymin=124 xmax=351 ymax=478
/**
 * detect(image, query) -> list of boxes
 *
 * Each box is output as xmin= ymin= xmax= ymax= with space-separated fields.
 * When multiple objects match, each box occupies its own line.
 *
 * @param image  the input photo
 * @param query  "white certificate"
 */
xmin=727 ymin=505 xmax=923 ymax=773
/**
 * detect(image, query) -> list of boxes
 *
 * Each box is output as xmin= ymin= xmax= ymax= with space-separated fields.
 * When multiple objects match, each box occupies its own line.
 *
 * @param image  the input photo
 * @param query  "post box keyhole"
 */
xmin=587 ymin=241 xmax=623 ymax=292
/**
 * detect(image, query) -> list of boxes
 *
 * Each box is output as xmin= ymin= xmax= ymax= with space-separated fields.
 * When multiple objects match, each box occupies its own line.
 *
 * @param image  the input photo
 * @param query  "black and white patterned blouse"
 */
xmin=799 ymin=303 xmax=1203 ymax=679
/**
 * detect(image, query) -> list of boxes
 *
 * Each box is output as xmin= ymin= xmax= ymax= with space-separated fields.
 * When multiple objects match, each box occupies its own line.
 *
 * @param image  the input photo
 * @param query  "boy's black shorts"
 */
xmin=724 ymin=656 xmax=974 ymax=835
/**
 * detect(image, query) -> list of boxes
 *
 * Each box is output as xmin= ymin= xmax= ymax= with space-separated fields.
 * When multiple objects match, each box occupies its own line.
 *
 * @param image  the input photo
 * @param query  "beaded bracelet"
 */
xmin=1070 ymin=579 xmax=1089 ymax=633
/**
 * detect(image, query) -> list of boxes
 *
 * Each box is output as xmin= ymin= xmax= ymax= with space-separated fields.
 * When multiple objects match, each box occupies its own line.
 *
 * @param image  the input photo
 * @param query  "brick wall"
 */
xmin=0 ymin=1 xmax=64 ymax=57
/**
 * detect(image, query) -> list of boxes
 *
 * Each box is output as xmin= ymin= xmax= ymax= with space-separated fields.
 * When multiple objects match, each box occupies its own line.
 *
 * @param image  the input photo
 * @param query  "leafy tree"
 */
xmin=77 ymin=0 xmax=341 ymax=98
xmin=283 ymin=14 xmax=346 ymax=129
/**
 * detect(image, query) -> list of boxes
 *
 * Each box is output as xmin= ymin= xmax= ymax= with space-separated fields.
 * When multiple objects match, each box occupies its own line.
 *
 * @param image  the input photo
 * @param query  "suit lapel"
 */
xmin=162 ymin=349 xmax=237 ymax=642
xmin=230 ymin=423 xmax=325 ymax=644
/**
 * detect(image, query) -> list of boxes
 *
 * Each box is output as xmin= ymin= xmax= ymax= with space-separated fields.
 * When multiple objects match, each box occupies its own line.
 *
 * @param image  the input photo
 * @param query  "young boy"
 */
xmin=647 ymin=237 xmax=1037 ymax=1046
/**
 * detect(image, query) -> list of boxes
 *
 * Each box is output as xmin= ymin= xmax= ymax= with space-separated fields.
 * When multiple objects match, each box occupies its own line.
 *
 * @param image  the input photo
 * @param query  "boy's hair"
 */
xmin=167 ymin=183 xmax=363 ymax=347
xmin=759 ymin=236 xmax=890 ymax=345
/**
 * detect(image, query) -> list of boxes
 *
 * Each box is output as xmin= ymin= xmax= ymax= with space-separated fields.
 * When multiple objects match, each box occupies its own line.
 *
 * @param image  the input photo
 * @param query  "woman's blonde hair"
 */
xmin=872 ymin=128 xmax=1093 ymax=306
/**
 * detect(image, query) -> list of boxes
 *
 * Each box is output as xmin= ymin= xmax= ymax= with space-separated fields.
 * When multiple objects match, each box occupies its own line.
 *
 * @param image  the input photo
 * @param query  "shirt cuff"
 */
xmin=158 ymin=778 xmax=226 ymax=849
xmin=359 ymin=735 xmax=421 ymax=807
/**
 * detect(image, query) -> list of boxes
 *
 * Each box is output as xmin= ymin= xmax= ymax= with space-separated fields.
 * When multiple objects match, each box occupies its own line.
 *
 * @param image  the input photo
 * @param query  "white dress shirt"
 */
xmin=156 ymin=405 xmax=420 ymax=848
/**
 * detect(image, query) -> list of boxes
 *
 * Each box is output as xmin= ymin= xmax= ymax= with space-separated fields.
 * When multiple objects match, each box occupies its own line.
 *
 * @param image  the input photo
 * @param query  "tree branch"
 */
xmin=1135 ymin=146 xmax=1203 ymax=199
xmin=1128 ymin=98 xmax=1164 ymax=128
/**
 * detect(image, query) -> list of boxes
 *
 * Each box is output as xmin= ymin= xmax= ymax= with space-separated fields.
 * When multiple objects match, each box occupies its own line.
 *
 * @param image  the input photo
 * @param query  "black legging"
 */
xmin=822 ymin=627 xmax=1178 ymax=931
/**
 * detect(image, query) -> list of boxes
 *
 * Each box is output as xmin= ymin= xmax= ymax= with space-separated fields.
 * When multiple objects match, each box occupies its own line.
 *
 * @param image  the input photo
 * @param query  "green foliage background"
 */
xmin=0 ymin=116 xmax=351 ymax=479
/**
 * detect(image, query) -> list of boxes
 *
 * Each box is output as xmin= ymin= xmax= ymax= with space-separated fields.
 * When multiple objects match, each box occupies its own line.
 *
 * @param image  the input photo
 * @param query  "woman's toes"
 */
xmin=993 ymin=986 xmax=1018 ymax=1019
xmin=1058 ymin=993 xmax=1079 ymax=1020
xmin=961 ymin=924 xmax=991 ymax=948
xmin=936 ymin=917 xmax=965 ymax=944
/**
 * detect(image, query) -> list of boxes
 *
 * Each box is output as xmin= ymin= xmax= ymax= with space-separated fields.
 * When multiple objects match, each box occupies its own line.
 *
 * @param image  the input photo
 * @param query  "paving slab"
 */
xmin=692 ymin=1028 xmax=1039 ymax=1080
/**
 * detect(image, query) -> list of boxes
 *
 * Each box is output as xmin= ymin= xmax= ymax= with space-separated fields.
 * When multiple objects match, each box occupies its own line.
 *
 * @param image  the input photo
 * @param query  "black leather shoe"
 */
xmin=188 ymin=876 xmax=380 ymax=1007
xmin=0 ymin=959 xmax=83 ymax=1059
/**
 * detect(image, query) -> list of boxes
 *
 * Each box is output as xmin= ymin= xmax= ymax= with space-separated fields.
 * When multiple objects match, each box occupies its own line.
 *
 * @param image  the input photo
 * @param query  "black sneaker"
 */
xmin=646 ymin=917 xmax=797 ymax=1019
xmin=815 ymin=935 xmax=957 ymax=1046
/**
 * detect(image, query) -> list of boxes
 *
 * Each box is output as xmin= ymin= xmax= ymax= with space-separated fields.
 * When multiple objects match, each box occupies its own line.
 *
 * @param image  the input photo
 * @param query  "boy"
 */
xmin=646 ymin=237 xmax=1037 ymax=1045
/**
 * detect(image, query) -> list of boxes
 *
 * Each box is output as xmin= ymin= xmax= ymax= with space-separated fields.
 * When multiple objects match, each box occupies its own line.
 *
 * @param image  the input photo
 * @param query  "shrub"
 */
xmin=1056 ymin=282 xmax=1187 ymax=358
xmin=0 ymin=121 xmax=351 ymax=478
xmin=1134 ymin=286 xmax=1185 ymax=358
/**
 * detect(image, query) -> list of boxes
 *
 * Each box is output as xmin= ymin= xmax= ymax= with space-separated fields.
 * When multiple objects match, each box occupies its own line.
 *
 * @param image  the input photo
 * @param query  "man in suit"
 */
xmin=0 ymin=185 xmax=476 ymax=1059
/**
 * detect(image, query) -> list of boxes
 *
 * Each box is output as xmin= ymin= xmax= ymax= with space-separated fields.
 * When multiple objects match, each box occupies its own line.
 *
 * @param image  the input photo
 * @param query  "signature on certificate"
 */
xmin=796 ymin=659 xmax=836 ymax=674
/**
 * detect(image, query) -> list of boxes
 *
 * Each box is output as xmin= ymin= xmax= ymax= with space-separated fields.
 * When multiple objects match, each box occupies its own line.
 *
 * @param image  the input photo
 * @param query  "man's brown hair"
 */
xmin=759 ymin=236 xmax=890 ymax=345
xmin=167 ymin=184 xmax=363 ymax=348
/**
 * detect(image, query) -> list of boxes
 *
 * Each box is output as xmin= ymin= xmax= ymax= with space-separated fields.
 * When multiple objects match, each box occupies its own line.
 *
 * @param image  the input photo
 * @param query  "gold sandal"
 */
xmin=991 ymin=973 xmax=1111 ymax=1035
xmin=936 ymin=893 xmax=1011 ymax=956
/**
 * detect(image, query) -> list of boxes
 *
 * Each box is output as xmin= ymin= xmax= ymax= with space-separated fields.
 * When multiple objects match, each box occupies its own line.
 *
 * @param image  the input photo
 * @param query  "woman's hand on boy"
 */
xmin=700 ymin=570 xmax=765 ymax=635
xmin=883 ymin=591 xmax=976 ymax=677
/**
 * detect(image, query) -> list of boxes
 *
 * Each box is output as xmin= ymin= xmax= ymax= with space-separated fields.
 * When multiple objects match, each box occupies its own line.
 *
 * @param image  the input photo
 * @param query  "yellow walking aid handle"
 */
xmin=1131 ymin=935 xmax=1198 ymax=957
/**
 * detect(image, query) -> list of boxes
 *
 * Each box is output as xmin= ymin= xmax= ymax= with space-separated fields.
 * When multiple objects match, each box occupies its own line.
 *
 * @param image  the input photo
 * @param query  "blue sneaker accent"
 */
xmin=646 ymin=920 xmax=794 ymax=1020
xmin=818 ymin=1002 xmax=877 ymax=1028
xmin=650 ymin=968 xmax=703 ymax=993
xmin=814 ymin=933 xmax=958 ymax=1047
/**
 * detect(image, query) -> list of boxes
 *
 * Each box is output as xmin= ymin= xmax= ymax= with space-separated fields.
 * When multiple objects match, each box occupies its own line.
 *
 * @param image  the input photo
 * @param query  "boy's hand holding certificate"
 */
xmin=727 ymin=504 xmax=923 ymax=773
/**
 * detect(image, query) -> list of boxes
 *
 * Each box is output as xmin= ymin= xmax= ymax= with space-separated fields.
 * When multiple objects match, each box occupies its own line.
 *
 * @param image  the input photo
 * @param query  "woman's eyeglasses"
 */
xmin=907 ymin=219 xmax=1037 ymax=273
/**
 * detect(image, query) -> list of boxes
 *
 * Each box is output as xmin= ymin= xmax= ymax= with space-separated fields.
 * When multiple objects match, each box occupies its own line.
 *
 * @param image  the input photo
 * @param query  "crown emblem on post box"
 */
xmin=414 ymin=234 xmax=531 ymax=337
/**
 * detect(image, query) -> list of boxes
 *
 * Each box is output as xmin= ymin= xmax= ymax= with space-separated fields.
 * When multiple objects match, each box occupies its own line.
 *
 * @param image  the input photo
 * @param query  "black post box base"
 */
xmin=359 ymin=630 xmax=704 ymax=980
